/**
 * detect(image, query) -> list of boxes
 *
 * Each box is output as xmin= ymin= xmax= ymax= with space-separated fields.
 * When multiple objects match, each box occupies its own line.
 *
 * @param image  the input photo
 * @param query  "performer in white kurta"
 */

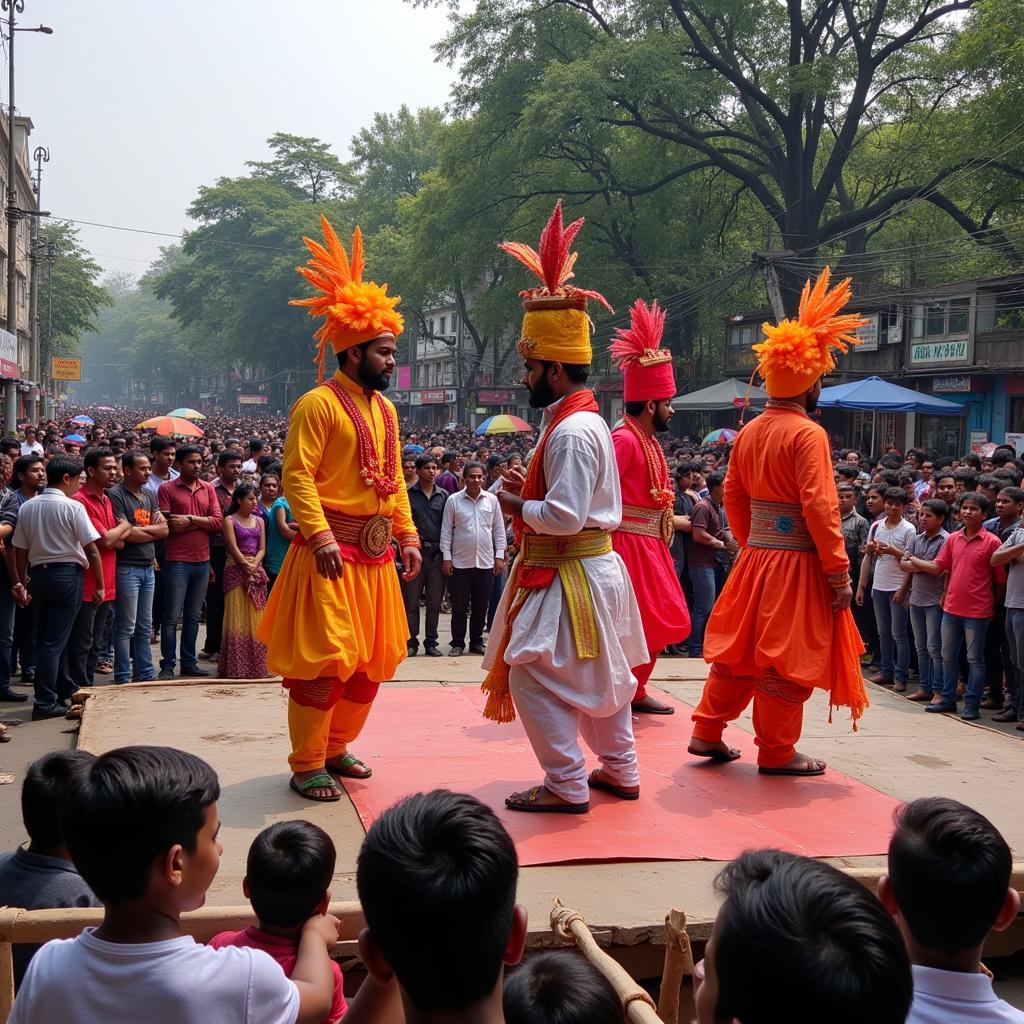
xmin=481 ymin=201 xmax=648 ymax=814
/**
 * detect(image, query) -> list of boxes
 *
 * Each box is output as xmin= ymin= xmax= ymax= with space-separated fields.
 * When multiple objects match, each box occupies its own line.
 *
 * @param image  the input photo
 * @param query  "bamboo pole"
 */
xmin=550 ymin=899 xmax=663 ymax=1024
xmin=0 ymin=901 xmax=364 ymax=1024
xmin=657 ymin=909 xmax=695 ymax=1024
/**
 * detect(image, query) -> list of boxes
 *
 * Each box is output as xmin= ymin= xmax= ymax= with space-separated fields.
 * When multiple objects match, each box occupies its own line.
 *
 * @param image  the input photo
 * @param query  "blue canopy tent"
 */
xmin=817 ymin=376 xmax=964 ymax=454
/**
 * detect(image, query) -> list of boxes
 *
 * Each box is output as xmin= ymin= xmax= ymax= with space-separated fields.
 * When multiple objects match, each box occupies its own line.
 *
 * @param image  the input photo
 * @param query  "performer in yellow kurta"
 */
xmin=256 ymin=215 xmax=422 ymax=802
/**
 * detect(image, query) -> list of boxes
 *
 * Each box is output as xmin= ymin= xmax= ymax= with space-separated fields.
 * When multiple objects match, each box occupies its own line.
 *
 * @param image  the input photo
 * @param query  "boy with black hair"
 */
xmin=858 ymin=487 xmax=915 ymax=691
xmin=908 ymin=492 xmax=1006 ymax=719
xmin=0 ymin=750 xmax=99 ymax=988
xmin=504 ymin=950 xmax=624 ymax=1024
xmin=357 ymin=789 xmax=527 ymax=1023
xmin=899 ymin=500 xmax=948 ymax=705
xmin=9 ymin=745 xmax=340 ymax=1024
xmin=879 ymin=797 xmax=1023 ymax=1023
xmin=695 ymin=849 xmax=911 ymax=1024
xmin=211 ymin=820 xmax=347 ymax=1023
xmin=992 ymin=519 xmax=1024 ymax=728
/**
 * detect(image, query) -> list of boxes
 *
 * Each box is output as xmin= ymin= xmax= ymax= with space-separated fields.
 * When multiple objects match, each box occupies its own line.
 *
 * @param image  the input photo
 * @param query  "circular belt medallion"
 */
xmin=660 ymin=508 xmax=674 ymax=545
xmin=359 ymin=516 xmax=393 ymax=558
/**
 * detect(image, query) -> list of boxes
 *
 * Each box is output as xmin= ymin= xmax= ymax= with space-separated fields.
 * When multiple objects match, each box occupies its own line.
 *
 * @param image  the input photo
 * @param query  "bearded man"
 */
xmin=256 ymin=216 xmax=422 ymax=802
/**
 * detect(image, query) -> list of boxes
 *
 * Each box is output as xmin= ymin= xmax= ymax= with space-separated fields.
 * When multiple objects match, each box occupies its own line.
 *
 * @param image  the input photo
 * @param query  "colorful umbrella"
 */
xmin=403 ymin=444 xmax=426 ymax=454
xmin=702 ymin=428 xmax=738 ymax=445
xmin=168 ymin=407 xmax=207 ymax=420
xmin=70 ymin=415 xmax=94 ymax=425
xmin=474 ymin=414 xmax=533 ymax=435
xmin=136 ymin=415 xmax=204 ymax=437
xmin=63 ymin=433 xmax=87 ymax=444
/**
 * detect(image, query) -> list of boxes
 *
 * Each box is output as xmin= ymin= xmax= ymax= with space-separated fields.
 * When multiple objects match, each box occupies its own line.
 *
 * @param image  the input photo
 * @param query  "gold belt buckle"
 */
xmin=359 ymin=515 xmax=393 ymax=558
xmin=660 ymin=508 xmax=673 ymax=544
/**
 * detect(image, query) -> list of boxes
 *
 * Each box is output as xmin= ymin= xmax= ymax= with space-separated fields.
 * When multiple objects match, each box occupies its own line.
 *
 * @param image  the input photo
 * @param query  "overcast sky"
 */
xmin=14 ymin=1 xmax=457 ymax=279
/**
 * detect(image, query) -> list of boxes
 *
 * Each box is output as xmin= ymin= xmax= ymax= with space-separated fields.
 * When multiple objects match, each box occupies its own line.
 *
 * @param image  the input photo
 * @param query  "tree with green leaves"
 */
xmin=38 ymin=221 xmax=112 ymax=355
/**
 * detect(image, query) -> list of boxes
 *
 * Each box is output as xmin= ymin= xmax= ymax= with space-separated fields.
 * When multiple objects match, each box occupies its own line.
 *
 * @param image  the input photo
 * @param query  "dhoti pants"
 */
xmin=690 ymin=662 xmax=813 ymax=769
xmin=510 ymin=665 xmax=639 ymax=805
xmin=286 ymin=672 xmax=381 ymax=773
xmin=632 ymin=655 xmax=659 ymax=702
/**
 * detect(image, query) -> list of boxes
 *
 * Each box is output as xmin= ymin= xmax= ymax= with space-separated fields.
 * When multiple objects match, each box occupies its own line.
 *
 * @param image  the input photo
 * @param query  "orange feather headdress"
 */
xmin=290 ymin=214 xmax=404 ymax=382
xmin=610 ymin=299 xmax=676 ymax=402
xmin=498 ymin=200 xmax=612 ymax=365
xmin=752 ymin=268 xmax=867 ymax=398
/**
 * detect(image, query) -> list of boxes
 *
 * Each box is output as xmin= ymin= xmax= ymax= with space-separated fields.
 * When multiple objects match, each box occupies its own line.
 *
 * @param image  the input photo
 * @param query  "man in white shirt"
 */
xmin=19 ymin=427 xmax=43 ymax=457
xmin=242 ymin=437 xmax=266 ymax=474
xmin=442 ymin=462 xmax=505 ymax=656
xmin=11 ymin=455 xmax=104 ymax=720
xmin=879 ymin=796 xmax=1024 ymax=1024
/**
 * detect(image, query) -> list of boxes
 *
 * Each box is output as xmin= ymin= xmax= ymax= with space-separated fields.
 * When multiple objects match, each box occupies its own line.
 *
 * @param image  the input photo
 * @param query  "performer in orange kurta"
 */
xmin=256 ymin=216 xmax=422 ymax=802
xmin=610 ymin=299 xmax=690 ymax=715
xmin=688 ymin=269 xmax=868 ymax=776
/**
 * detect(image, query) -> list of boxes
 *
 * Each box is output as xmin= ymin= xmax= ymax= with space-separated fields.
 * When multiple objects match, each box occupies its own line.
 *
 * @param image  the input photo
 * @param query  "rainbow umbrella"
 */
xmin=168 ymin=407 xmax=206 ymax=420
xmin=136 ymin=415 xmax=204 ymax=437
xmin=70 ymin=415 xmax=94 ymax=426
xmin=474 ymin=414 xmax=533 ymax=435
xmin=702 ymin=428 xmax=738 ymax=445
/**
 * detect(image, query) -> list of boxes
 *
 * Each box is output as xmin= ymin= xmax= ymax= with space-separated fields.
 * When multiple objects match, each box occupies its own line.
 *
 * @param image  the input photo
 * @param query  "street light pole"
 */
xmin=27 ymin=143 xmax=45 ymax=421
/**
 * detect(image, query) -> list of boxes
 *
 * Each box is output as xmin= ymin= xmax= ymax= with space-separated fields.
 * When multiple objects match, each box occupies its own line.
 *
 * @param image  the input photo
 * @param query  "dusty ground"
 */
xmin=4 ymin=623 xmax=1024 ymax=1001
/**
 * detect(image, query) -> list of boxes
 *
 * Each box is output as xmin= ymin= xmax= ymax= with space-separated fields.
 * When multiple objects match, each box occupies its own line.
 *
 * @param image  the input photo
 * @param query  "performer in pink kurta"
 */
xmin=610 ymin=299 xmax=691 ymax=715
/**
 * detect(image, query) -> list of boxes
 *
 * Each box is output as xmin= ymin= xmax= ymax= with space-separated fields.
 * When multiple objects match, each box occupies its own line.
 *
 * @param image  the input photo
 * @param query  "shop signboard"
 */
xmin=238 ymin=394 xmax=268 ymax=405
xmin=478 ymin=389 xmax=517 ymax=404
xmin=396 ymin=366 xmax=411 ymax=390
xmin=50 ymin=356 xmax=82 ymax=381
xmin=969 ymin=430 xmax=989 ymax=454
xmin=1005 ymin=432 xmax=1024 ymax=455
xmin=910 ymin=340 xmax=969 ymax=366
xmin=855 ymin=314 xmax=880 ymax=352
xmin=420 ymin=389 xmax=447 ymax=405
xmin=933 ymin=375 xmax=971 ymax=392
xmin=0 ymin=330 xmax=17 ymax=379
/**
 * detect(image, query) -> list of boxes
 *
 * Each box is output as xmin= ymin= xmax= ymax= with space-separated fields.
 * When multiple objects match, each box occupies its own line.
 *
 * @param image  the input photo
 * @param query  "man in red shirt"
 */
xmin=905 ymin=491 xmax=1007 ymax=720
xmin=156 ymin=444 xmax=222 ymax=679
xmin=60 ymin=447 xmax=132 ymax=690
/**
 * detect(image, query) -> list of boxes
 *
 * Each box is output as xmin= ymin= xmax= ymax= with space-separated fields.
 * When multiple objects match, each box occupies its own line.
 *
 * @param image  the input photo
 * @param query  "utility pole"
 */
xmin=2 ymin=2 xmax=51 ymax=431
xmin=26 ymin=142 xmax=45 ymax=421
xmin=753 ymin=248 xmax=793 ymax=322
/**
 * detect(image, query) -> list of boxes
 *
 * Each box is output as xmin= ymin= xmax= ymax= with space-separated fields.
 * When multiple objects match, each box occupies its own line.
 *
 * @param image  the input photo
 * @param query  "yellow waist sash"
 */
xmin=481 ymin=529 xmax=612 ymax=723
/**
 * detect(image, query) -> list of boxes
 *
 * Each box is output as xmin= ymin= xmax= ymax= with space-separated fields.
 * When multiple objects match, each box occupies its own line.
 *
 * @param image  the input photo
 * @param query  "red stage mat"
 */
xmin=342 ymin=687 xmax=898 ymax=866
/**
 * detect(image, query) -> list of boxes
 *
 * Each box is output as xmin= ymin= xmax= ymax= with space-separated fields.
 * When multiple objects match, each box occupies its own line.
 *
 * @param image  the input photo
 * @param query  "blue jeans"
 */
xmin=909 ymin=603 xmax=943 ymax=695
xmin=872 ymin=589 xmax=910 ymax=684
xmin=0 ymin=577 xmax=16 ymax=688
xmin=1005 ymin=608 xmax=1024 ymax=720
xmin=29 ymin=563 xmax=83 ymax=711
xmin=115 ymin=565 xmax=155 ymax=683
xmin=940 ymin=613 xmax=989 ymax=709
xmin=160 ymin=561 xmax=209 ymax=671
xmin=687 ymin=566 xmax=717 ymax=656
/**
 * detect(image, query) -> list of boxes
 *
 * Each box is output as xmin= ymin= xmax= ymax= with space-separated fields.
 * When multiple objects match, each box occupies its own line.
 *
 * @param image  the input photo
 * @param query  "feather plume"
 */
xmin=610 ymin=299 xmax=668 ymax=367
xmin=753 ymin=267 xmax=867 ymax=377
xmin=290 ymin=215 xmax=404 ymax=382
xmin=498 ymin=199 xmax=614 ymax=313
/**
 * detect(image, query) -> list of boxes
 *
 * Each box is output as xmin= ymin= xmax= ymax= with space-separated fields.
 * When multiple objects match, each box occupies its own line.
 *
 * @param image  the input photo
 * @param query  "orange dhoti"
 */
xmin=690 ymin=404 xmax=867 ymax=764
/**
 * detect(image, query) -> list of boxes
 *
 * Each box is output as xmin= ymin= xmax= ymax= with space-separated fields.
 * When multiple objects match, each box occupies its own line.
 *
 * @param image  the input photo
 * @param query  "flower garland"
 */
xmin=622 ymin=414 xmax=674 ymax=508
xmin=325 ymin=379 xmax=398 ymax=500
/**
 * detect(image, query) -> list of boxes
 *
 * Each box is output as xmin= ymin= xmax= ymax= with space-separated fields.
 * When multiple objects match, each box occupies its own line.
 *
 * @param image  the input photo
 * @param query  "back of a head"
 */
xmin=357 ymin=789 xmax=518 ymax=1013
xmin=61 ymin=745 xmax=220 ymax=906
xmin=888 ymin=796 xmax=1011 ymax=953
xmin=504 ymin=951 xmax=624 ymax=1024
xmin=22 ymin=750 xmax=96 ymax=851
xmin=247 ymin=820 xmax=336 ymax=928
xmin=712 ymin=849 xmax=911 ymax=1024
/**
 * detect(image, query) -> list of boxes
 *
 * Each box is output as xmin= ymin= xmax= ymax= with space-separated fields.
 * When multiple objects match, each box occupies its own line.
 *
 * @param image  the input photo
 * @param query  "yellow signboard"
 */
xmin=51 ymin=357 xmax=82 ymax=381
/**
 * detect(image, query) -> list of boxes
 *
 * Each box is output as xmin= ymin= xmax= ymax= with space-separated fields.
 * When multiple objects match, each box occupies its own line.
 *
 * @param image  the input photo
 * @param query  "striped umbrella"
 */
xmin=702 ymin=428 xmax=738 ymax=445
xmin=474 ymin=414 xmax=533 ymax=435
xmin=136 ymin=415 xmax=204 ymax=437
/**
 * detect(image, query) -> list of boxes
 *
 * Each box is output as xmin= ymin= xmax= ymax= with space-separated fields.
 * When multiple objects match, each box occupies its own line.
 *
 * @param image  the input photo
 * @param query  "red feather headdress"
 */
xmin=610 ymin=299 xmax=672 ymax=368
xmin=498 ymin=200 xmax=613 ymax=312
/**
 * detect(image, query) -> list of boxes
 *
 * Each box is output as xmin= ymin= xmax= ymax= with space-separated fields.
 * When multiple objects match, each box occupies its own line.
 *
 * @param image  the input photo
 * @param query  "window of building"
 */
xmin=440 ymin=315 xmax=447 ymax=334
xmin=727 ymin=323 xmax=759 ymax=349
xmin=428 ymin=319 xmax=434 ymax=336
xmin=911 ymin=297 xmax=970 ymax=340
